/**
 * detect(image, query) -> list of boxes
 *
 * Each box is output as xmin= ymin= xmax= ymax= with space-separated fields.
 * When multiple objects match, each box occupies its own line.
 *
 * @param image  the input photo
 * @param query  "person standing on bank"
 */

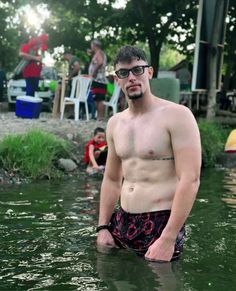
xmin=52 ymin=51 xmax=80 ymax=118
xmin=19 ymin=34 xmax=48 ymax=97
xmin=96 ymin=46 xmax=201 ymax=262
xmin=63 ymin=51 xmax=81 ymax=96
xmin=89 ymin=39 xmax=107 ymax=120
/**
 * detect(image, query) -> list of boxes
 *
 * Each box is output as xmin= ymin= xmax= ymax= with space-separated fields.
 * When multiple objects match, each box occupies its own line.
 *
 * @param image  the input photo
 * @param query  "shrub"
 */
xmin=0 ymin=129 xmax=72 ymax=179
xmin=198 ymin=121 xmax=231 ymax=167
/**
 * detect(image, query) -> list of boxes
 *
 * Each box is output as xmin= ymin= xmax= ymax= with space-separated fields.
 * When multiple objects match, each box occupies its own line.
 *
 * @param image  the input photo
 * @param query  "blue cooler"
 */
xmin=16 ymin=96 xmax=43 ymax=119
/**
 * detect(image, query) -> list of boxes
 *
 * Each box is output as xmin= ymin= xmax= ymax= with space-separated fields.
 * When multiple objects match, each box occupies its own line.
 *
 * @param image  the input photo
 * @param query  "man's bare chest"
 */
xmin=113 ymin=122 xmax=172 ymax=159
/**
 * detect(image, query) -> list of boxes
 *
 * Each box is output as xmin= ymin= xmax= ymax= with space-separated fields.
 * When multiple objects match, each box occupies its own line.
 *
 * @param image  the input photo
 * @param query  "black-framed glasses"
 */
xmin=115 ymin=65 xmax=150 ymax=79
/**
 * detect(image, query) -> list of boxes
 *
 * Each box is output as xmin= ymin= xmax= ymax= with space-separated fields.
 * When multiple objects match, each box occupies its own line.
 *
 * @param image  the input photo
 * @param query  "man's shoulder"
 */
xmin=167 ymin=102 xmax=192 ymax=115
xmin=161 ymin=103 xmax=197 ymax=130
xmin=156 ymin=98 xmax=190 ymax=111
xmin=153 ymin=99 xmax=194 ymax=121
xmin=106 ymin=111 xmax=127 ymax=129
xmin=109 ymin=110 xmax=127 ymax=121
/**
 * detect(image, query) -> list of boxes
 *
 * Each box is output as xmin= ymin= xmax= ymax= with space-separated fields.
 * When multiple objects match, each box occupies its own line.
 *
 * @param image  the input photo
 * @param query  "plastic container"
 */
xmin=16 ymin=96 xmax=43 ymax=119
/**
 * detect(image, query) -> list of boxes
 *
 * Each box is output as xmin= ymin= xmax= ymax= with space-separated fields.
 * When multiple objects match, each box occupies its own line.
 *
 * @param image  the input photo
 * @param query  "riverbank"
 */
xmin=0 ymin=107 xmax=108 ymax=184
xmin=0 ymin=111 xmax=107 ymax=142
xmin=0 ymin=103 xmax=233 ymax=184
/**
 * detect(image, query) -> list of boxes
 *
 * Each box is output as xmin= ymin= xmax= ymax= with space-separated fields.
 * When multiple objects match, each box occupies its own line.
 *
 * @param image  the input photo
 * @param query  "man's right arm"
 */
xmin=19 ymin=52 xmax=41 ymax=62
xmin=97 ymin=117 xmax=122 ymax=247
xmin=19 ymin=43 xmax=41 ymax=61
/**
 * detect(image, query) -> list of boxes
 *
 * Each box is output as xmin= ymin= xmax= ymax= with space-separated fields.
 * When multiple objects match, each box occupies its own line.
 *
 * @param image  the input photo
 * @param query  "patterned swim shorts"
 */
xmin=108 ymin=207 xmax=185 ymax=260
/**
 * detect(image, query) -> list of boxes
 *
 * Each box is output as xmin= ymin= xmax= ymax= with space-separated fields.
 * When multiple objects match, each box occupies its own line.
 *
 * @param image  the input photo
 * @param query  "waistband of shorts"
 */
xmin=119 ymin=207 xmax=171 ymax=217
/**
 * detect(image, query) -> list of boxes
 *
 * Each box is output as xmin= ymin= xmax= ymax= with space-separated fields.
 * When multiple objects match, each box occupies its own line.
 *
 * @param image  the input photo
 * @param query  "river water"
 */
xmin=0 ymin=168 xmax=235 ymax=290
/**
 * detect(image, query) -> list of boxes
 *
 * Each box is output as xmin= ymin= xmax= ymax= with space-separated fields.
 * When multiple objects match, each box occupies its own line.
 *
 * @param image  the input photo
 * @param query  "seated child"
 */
xmin=84 ymin=127 xmax=108 ymax=174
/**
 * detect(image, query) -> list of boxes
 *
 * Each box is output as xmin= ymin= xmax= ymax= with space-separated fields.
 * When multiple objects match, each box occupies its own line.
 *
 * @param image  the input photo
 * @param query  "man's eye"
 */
xmin=133 ymin=67 xmax=142 ymax=74
xmin=120 ymin=70 xmax=128 ymax=75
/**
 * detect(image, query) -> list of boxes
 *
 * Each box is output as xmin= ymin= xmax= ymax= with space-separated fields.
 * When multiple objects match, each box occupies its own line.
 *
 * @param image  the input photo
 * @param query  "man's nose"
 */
xmin=127 ymin=70 xmax=136 ymax=80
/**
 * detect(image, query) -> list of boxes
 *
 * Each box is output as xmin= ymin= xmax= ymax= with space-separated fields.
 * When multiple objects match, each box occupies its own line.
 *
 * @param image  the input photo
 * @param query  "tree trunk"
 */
xmin=148 ymin=38 xmax=161 ymax=78
xmin=206 ymin=0 xmax=223 ymax=120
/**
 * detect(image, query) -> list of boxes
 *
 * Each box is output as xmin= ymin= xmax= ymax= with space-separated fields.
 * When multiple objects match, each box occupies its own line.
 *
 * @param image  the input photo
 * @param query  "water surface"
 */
xmin=0 ymin=169 xmax=235 ymax=290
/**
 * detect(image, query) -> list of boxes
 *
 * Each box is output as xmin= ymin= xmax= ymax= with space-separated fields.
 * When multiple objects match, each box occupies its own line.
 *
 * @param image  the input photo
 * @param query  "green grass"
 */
xmin=0 ymin=122 xmax=233 ymax=181
xmin=198 ymin=121 xmax=231 ymax=167
xmin=0 ymin=129 xmax=72 ymax=180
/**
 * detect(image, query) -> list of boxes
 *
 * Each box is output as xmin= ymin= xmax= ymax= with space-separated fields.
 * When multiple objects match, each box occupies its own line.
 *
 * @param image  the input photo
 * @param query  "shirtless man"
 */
xmin=96 ymin=46 xmax=201 ymax=262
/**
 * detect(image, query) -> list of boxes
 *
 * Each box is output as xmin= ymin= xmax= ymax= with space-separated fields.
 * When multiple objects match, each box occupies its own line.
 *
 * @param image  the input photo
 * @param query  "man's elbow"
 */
xmin=187 ymin=174 xmax=200 ymax=193
xmin=104 ymin=168 xmax=122 ymax=184
xmin=180 ymin=172 xmax=200 ymax=191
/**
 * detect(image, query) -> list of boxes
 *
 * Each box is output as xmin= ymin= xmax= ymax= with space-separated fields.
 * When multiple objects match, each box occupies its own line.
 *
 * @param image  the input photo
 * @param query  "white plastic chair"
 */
xmin=103 ymin=81 xmax=121 ymax=116
xmin=60 ymin=76 xmax=92 ymax=121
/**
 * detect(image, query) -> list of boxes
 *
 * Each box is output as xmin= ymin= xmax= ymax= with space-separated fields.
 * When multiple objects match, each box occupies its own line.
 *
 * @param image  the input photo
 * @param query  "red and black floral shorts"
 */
xmin=108 ymin=207 xmax=185 ymax=260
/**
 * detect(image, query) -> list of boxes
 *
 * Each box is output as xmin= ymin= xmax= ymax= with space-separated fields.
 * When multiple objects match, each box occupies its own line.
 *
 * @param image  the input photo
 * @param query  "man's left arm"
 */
xmin=145 ymin=106 xmax=201 ymax=262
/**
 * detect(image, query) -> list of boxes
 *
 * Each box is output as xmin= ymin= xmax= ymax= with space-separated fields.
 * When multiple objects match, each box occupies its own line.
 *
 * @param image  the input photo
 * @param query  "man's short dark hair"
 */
xmin=94 ymin=127 xmax=105 ymax=136
xmin=114 ymin=46 xmax=148 ymax=67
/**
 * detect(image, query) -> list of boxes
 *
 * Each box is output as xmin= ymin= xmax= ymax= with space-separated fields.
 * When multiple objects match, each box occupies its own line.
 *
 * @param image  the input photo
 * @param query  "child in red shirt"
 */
xmin=84 ymin=127 xmax=107 ymax=174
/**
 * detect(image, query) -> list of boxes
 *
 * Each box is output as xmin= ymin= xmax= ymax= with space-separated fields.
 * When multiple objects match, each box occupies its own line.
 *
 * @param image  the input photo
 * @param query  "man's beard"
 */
xmin=128 ymin=92 xmax=143 ymax=100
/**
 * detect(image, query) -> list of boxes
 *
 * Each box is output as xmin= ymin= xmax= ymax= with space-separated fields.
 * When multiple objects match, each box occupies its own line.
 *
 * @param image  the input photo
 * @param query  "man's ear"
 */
xmin=148 ymin=66 xmax=154 ymax=80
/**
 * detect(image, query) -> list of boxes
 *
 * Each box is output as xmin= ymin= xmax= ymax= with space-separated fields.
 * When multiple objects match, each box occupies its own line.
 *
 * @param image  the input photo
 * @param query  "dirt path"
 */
xmin=0 ymin=111 xmax=107 ymax=143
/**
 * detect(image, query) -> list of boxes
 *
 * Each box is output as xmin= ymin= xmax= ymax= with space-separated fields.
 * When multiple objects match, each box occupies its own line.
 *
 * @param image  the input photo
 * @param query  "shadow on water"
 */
xmin=0 ymin=168 xmax=235 ymax=290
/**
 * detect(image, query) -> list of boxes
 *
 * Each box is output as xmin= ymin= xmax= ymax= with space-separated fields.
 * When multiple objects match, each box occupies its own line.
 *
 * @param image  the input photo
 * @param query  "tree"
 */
xmin=206 ymin=0 xmax=226 ymax=120
xmin=223 ymin=1 xmax=236 ymax=91
xmin=107 ymin=0 xmax=198 ymax=77
xmin=0 ymin=1 xmax=22 ymax=71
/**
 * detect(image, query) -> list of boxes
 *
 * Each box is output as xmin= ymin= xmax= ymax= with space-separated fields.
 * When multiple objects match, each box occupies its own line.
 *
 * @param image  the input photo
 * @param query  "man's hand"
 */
xmin=144 ymin=236 xmax=175 ymax=262
xmin=97 ymin=229 xmax=116 ymax=250
xmin=92 ymin=165 xmax=100 ymax=171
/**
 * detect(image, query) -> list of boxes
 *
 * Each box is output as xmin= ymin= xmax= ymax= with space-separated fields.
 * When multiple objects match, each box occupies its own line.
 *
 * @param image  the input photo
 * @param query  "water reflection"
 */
xmin=96 ymin=249 xmax=183 ymax=290
xmin=222 ymin=169 xmax=236 ymax=210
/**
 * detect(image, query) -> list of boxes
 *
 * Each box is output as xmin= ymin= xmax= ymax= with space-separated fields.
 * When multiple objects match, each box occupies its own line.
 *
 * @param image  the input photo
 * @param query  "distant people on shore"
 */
xmin=89 ymin=39 xmax=107 ymax=120
xmin=52 ymin=51 xmax=80 ymax=118
xmin=63 ymin=51 xmax=81 ymax=96
xmin=63 ymin=51 xmax=80 ymax=80
xmin=84 ymin=127 xmax=108 ymax=175
xmin=17 ymin=34 xmax=48 ymax=96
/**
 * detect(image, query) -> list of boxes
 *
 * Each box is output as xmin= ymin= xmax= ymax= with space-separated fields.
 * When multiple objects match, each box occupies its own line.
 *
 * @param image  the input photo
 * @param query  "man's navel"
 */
xmin=128 ymin=185 xmax=135 ymax=192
